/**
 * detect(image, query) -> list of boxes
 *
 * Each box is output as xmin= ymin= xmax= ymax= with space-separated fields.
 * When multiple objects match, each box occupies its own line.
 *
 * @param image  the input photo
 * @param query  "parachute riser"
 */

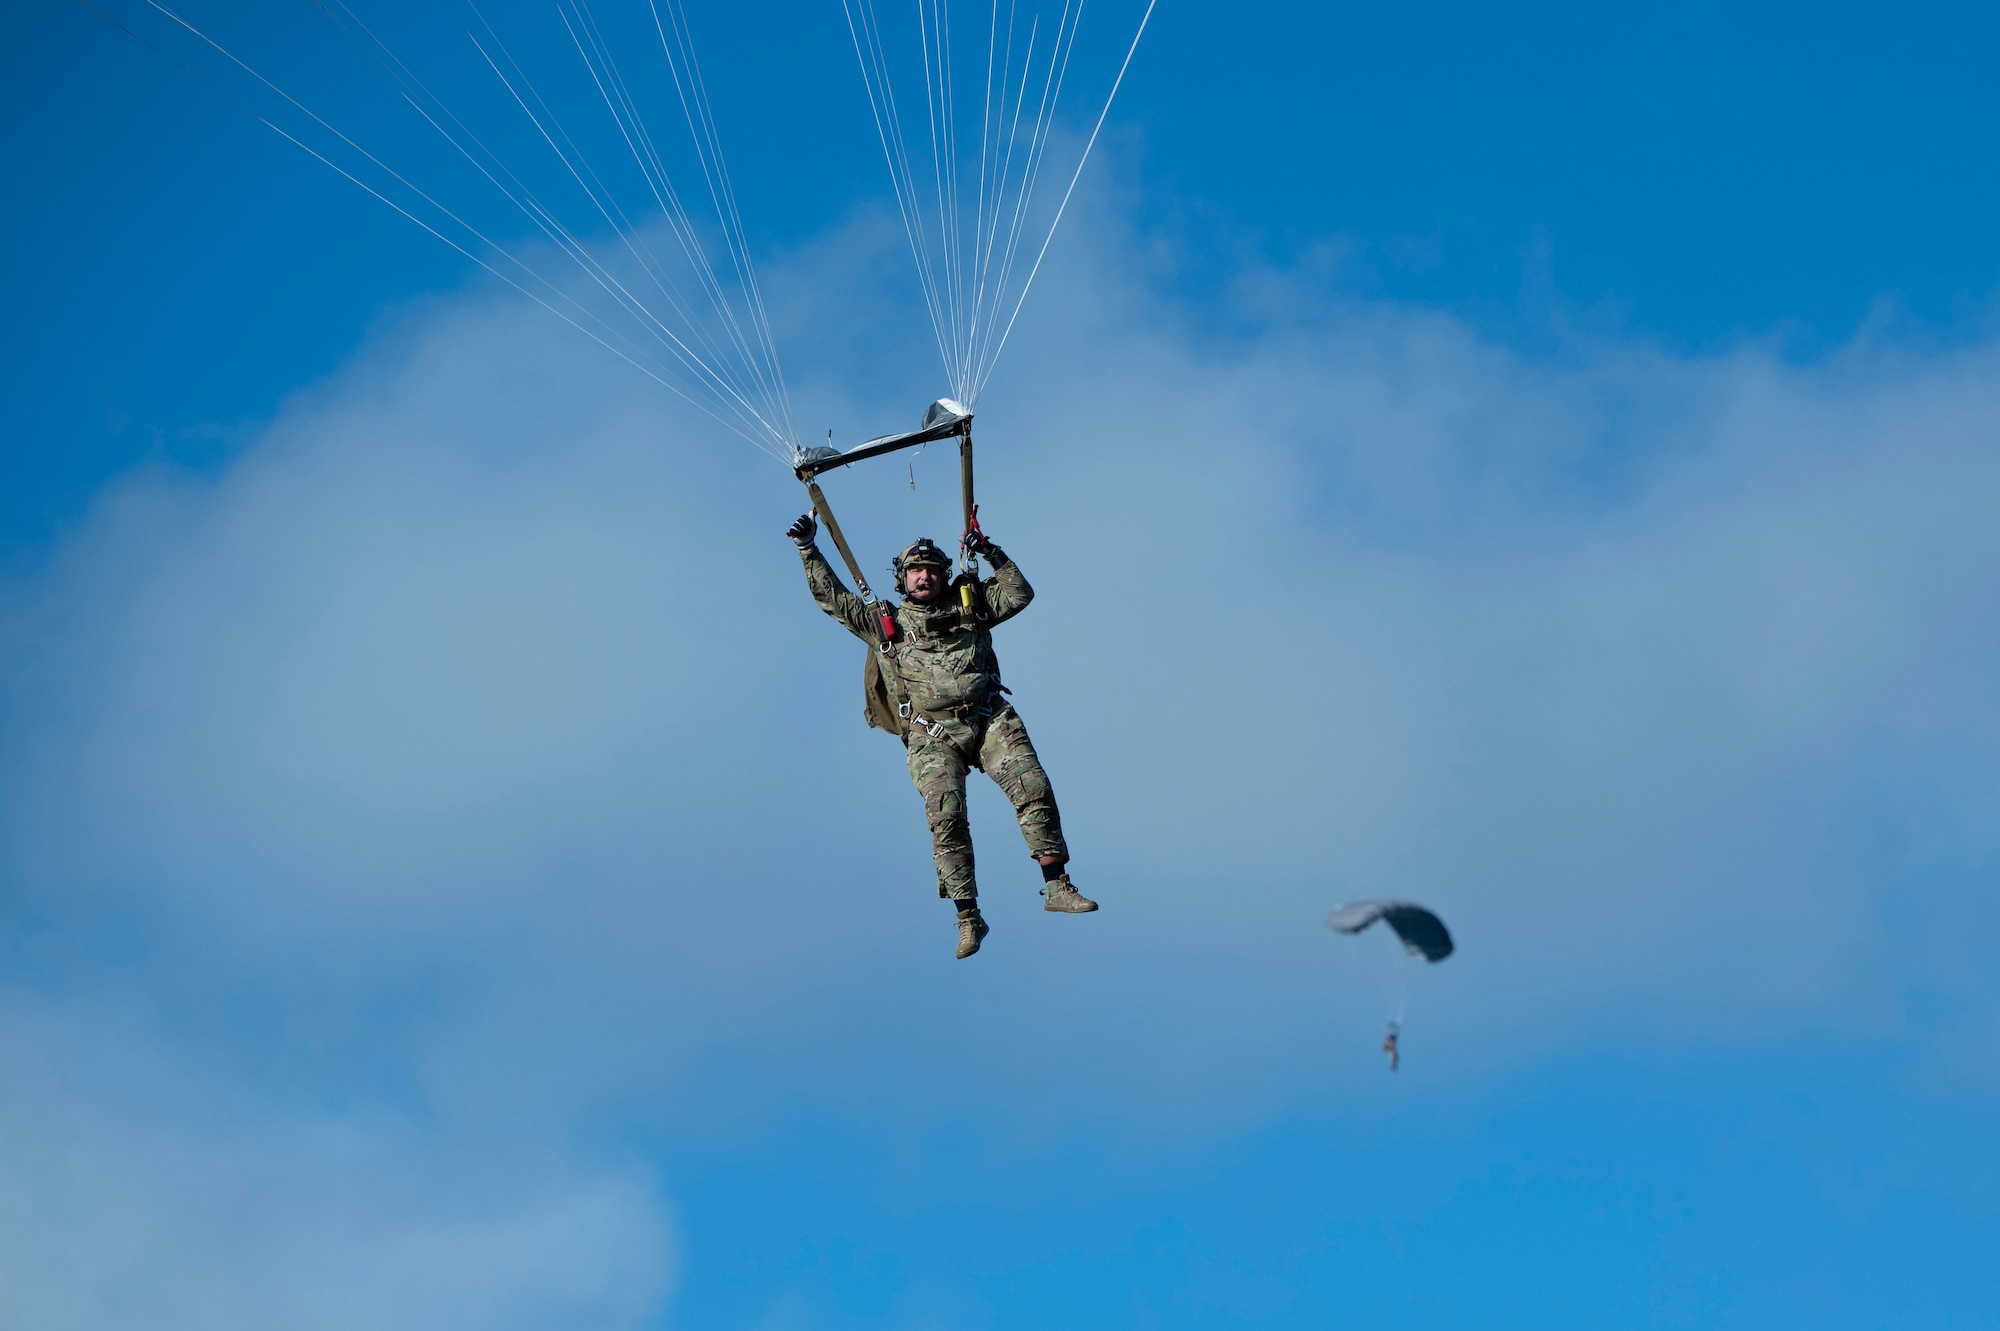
xmin=792 ymin=402 xmax=980 ymax=635
xmin=959 ymin=430 xmax=976 ymax=548
xmin=803 ymin=478 xmax=875 ymax=605
xmin=955 ymin=427 xmax=989 ymax=617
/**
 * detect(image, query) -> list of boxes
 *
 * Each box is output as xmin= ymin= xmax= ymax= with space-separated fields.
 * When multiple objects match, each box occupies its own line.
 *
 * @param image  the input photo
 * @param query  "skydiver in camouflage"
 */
xmin=786 ymin=513 xmax=1096 ymax=958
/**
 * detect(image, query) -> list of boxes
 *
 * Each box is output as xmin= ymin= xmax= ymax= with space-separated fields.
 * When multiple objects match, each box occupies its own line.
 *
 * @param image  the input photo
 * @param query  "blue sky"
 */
xmin=5 ymin=2 xmax=2000 ymax=1327
xmin=12 ymin=0 xmax=2000 ymax=541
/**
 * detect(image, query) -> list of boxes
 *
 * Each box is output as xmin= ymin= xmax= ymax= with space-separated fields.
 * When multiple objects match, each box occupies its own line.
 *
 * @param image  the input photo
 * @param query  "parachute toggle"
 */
xmin=1325 ymin=900 xmax=1455 ymax=963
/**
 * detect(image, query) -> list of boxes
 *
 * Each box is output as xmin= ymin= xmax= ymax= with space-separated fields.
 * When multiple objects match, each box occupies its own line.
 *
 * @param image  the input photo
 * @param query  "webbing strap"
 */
xmin=805 ymin=479 xmax=874 ymax=603
xmin=959 ymin=431 xmax=975 ymax=545
xmin=805 ymin=476 xmax=911 ymax=735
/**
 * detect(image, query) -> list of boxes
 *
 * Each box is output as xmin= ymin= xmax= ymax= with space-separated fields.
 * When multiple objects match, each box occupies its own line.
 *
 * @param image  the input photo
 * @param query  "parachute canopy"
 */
xmin=1326 ymin=900 xmax=1454 ymax=963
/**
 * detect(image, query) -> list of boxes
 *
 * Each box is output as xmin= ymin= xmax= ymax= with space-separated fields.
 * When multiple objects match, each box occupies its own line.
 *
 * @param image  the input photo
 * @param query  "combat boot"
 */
xmin=1041 ymin=874 xmax=1098 ymax=913
xmin=955 ymin=907 xmax=990 ymax=958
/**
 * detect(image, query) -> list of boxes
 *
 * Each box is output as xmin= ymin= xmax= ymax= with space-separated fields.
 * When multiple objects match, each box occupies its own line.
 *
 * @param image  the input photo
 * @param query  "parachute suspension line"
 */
xmin=555 ymin=4 xmax=756 ymax=371
xmin=1382 ymin=933 xmax=1409 ymax=1025
xmin=967 ymin=3 xmax=1042 ymax=383
xmin=451 ymin=0 xmax=795 ymax=453
xmin=975 ymin=0 xmax=1155 ymax=404
xmin=970 ymin=2 xmax=1000 ymax=396
xmin=137 ymin=0 xmax=799 ymax=457
xmin=844 ymin=0 xmax=1141 ymax=408
xmin=300 ymin=1 xmax=789 ymax=454
xmin=560 ymin=13 xmax=768 ymax=417
xmin=841 ymin=0 xmax=955 ymax=380
xmin=916 ymin=0 xmax=958 ymax=390
xmin=557 ymin=0 xmax=793 ymax=443
xmin=78 ymin=0 xmax=777 ymax=450
xmin=640 ymin=0 xmax=796 ymax=445
xmin=964 ymin=2 xmax=1035 ymax=382
xmin=958 ymin=0 xmax=1081 ymax=400
xmin=144 ymin=0 xmax=698 ymax=395
xmin=565 ymin=22 xmax=747 ymax=395
xmin=560 ymin=0 xmax=762 ymax=401
xmin=965 ymin=0 xmax=1081 ymax=400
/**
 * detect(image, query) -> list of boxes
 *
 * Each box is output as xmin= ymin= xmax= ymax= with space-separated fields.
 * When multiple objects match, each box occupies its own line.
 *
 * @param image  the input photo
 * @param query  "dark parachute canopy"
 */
xmin=1325 ymin=900 xmax=1454 ymax=963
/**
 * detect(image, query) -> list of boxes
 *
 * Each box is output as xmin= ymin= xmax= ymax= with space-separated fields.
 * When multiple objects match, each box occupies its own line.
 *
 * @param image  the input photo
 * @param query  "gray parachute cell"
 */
xmin=1326 ymin=900 xmax=1454 ymax=962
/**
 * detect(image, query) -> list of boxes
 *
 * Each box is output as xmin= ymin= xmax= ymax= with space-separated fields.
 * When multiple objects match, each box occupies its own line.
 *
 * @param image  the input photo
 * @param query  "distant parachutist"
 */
xmin=1326 ymin=900 xmax=1452 ymax=1068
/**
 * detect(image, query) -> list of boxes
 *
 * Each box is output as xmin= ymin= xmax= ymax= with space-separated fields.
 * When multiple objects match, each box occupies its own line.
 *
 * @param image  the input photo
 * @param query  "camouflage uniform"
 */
xmin=799 ymin=544 xmax=1068 ymax=899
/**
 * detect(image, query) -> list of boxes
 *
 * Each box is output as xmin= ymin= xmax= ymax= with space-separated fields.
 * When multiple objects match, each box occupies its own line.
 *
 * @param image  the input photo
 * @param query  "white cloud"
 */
xmin=0 ymin=991 xmax=672 ymax=1330
xmin=4 ymin=197 xmax=2000 ymax=1317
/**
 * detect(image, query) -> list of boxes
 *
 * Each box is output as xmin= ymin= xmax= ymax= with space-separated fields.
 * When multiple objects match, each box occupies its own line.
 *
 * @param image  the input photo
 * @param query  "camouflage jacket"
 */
xmin=799 ymin=544 xmax=1033 ymax=719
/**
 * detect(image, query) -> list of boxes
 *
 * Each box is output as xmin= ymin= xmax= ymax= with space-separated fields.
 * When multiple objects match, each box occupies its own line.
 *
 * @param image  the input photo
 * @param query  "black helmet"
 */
xmin=892 ymin=537 xmax=953 ymax=587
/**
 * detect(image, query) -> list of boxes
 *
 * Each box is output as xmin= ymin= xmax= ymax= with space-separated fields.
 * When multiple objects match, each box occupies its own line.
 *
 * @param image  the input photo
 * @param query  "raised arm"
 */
xmin=973 ymin=536 xmax=1034 ymax=625
xmin=789 ymin=512 xmax=875 ymax=641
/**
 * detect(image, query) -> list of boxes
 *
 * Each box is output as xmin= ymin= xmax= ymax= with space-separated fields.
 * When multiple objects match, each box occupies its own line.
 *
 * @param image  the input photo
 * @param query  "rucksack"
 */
xmin=862 ymin=647 xmax=906 ymax=737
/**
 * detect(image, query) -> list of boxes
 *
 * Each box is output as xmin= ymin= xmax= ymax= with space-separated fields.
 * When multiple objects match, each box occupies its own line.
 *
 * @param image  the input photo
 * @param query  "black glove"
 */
xmin=962 ymin=505 xmax=1001 ymax=562
xmin=786 ymin=512 xmax=818 ymax=548
xmin=965 ymin=530 xmax=1006 ymax=566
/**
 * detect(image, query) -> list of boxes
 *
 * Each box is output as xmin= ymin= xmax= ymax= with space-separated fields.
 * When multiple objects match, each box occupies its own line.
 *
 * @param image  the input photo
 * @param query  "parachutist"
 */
xmin=791 ymin=519 xmax=1094 ymax=958
xmin=1383 ymin=1022 xmax=1400 ymax=1072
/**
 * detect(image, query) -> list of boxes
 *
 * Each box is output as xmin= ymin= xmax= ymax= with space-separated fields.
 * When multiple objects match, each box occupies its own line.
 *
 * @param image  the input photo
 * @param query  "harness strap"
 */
xmin=898 ymin=694 xmax=999 ymax=740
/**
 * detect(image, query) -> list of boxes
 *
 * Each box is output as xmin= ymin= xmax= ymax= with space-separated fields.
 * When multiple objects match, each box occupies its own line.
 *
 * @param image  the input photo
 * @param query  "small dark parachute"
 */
xmin=1325 ymin=900 xmax=1454 ymax=963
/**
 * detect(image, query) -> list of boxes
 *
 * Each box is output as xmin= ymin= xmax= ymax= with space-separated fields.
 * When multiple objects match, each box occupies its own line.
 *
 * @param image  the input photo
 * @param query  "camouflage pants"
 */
xmin=906 ymin=704 xmax=1068 ymax=899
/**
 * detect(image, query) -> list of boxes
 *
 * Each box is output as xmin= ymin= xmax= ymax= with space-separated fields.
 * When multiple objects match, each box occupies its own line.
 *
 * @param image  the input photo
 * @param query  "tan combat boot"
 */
xmin=1041 ymin=874 xmax=1098 ymax=913
xmin=955 ymin=907 xmax=990 ymax=958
